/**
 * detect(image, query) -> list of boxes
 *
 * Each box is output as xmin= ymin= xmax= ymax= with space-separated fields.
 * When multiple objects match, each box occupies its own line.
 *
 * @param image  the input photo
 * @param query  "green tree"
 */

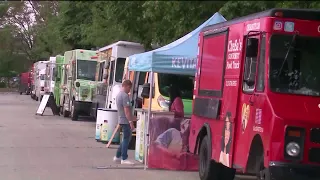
xmin=31 ymin=1 xmax=71 ymax=59
xmin=142 ymin=1 xmax=226 ymax=46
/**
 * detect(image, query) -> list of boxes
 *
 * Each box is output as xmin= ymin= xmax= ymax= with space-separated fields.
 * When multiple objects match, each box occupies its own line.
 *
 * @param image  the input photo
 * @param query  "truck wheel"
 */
xmin=256 ymin=155 xmax=270 ymax=180
xmin=59 ymin=106 xmax=63 ymax=115
xmin=199 ymin=135 xmax=219 ymax=180
xmin=19 ymin=92 xmax=22 ymax=95
xmin=61 ymin=99 xmax=70 ymax=118
xmin=71 ymin=101 xmax=79 ymax=121
xmin=61 ymin=102 xmax=70 ymax=117
xmin=63 ymin=110 xmax=70 ymax=118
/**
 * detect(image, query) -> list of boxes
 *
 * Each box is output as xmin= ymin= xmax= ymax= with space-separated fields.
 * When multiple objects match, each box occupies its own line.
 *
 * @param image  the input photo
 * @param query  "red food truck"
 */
xmin=189 ymin=8 xmax=320 ymax=180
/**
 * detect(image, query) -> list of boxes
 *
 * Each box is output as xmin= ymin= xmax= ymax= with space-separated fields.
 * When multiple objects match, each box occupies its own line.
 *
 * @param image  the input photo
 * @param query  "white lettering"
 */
xmin=226 ymin=80 xmax=237 ymax=87
xmin=226 ymin=61 xmax=232 ymax=69
xmin=253 ymin=126 xmax=264 ymax=133
xmin=226 ymin=61 xmax=240 ymax=69
xmin=246 ymin=22 xmax=261 ymax=31
xmin=172 ymin=57 xmax=197 ymax=69
xmin=228 ymin=39 xmax=242 ymax=52
xmin=228 ymin=53 xmax=240 ymax=60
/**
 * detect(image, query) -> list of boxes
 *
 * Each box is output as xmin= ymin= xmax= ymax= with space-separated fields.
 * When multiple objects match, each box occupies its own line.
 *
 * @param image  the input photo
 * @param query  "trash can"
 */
xmin=95 ymin=108 xmax=105 ymax=141
xmin=96 ymin=108 xmax=120 ymax=143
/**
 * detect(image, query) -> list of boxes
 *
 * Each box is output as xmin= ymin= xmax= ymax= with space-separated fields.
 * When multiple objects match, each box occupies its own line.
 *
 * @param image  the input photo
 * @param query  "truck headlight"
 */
xmin=286 ymin=142 xmax=300 ymax=157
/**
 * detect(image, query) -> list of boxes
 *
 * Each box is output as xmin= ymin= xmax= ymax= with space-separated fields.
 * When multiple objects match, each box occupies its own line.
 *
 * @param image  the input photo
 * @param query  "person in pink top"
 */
xmin=169 ymin=85 xmax=184 ymax=118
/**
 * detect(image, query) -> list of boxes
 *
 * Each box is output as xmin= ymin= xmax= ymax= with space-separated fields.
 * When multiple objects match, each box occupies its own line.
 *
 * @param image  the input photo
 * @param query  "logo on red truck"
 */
xmin=246 ymin=22 xmax=260 ymax=31
xmin=226 ymin=39 xmax=242 ymax=70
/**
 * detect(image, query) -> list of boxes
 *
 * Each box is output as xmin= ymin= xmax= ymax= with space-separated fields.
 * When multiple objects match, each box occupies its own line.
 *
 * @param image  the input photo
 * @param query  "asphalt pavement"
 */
xmin=0 ymin=93 xmax=199 ymax=180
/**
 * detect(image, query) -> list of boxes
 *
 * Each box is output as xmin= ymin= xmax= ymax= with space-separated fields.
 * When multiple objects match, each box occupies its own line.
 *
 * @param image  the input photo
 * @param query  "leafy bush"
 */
xmin=0 ymin=82 xmax=6 ymax=88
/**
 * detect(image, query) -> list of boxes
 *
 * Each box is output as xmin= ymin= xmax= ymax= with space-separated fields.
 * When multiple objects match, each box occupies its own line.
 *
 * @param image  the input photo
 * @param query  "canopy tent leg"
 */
xmin=144 ymin=71 xmax=154 ymax=170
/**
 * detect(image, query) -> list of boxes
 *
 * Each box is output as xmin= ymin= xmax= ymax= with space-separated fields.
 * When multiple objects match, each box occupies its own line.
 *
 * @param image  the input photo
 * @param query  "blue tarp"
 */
xmin=128 ymin=12 xmax=226 ymax=76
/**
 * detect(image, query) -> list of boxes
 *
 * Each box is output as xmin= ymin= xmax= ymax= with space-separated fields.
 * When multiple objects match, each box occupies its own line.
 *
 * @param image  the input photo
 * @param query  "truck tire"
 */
xmin=61 ymin=99 xmax=70 ymax=118
xmin=71 ymin=101 xmax=79 ymax=121
xmin=63 ymin=109 xmax=70 ymax=118
xmin=256 ymin=154 xmax=270 ymax=180
xmin=19 ymin=92 xmax=22 ymax=95
xmin=199 ymin=135 xmax=219 ymax=180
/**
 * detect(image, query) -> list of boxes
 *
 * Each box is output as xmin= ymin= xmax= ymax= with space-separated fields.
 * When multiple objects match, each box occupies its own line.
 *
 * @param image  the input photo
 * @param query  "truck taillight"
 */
xmin=284 ymin=126 xmax=305 ymax=161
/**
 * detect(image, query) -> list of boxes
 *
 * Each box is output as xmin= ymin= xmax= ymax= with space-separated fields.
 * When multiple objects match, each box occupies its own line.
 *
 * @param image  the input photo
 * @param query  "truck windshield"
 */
xmin=115 ymin=58 xmax=126 ymax=83
xmin=77 ymin=60 xmax=97 ymax=81
xmin=269 ymin=34 xmax=320 ymax=96
xmin=158 ymin=73 xmax=194 ymax=99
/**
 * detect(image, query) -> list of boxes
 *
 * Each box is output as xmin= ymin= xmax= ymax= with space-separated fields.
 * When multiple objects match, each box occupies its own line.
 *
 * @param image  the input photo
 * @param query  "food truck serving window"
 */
xmin=198 ymin=32 xmax=227 ymax=97
xmin=158 ymin=73 xmax=194 ymax=99
xmin=269 ymin=34 xmax=320 ymax=96
xmin=115 ymin=58 xmax=126 ymax=83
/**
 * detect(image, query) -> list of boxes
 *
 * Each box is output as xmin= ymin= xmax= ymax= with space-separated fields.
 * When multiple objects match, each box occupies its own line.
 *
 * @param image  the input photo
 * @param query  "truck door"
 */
xmin=233 ymin=32 xmax=266 ymax=171
xmin=60 ymin=63 xmax=68 ymax=106
xmin=106 ymin=60 xmax=115 ymax=108
xmin=95 ymin=61 xmax=106 ymax=107
xmin=70 ymin=61 xmax=76 ymax=98
xmin=131 ymin=71 xmax=147 ymax=110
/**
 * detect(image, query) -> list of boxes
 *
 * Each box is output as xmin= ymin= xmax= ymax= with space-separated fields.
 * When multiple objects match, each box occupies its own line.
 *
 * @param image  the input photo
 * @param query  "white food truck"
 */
xmin=34 ymin=61 xmax=49 ymax=101
xmin=101 ymin=41 xmax=145 ymax=110
xmin=44 ymin=57 xmax=56 ymax=94
xmin=91 ymin=41 xmax=145 ymax=118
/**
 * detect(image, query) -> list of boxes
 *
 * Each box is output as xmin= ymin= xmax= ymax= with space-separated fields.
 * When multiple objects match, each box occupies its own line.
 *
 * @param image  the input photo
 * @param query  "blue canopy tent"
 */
xmin=128 ymin=12 xmax=227 ymax=76
xmin=129 ymin=12 xmax=227 ymax=170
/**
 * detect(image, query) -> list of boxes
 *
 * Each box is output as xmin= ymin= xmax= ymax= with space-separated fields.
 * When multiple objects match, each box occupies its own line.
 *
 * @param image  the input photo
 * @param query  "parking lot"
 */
xmin=0 ymin=93 xmax=198 ymax=180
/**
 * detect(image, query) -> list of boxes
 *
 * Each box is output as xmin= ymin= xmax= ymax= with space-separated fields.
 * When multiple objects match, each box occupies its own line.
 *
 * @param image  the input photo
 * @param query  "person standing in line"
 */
xmin=113 ymin=80 xmax=136 ymax=165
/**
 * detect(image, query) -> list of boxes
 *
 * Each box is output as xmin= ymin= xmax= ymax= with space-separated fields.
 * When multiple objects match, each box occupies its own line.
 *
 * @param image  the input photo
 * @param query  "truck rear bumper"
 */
xmin=269 ymin=161 xmax=320 ymax=180
xmin=74 ymin=101 xmax=92 ymax=115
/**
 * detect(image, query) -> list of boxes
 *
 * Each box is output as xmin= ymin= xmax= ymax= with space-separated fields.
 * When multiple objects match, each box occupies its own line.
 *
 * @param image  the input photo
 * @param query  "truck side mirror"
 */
xmin=141 ymin=83 xmax=155 ymax=98
xmin=244 ymin=78 xmax=255 ymax=86
xmin=246 ymin=38 xmax=259 ymax=57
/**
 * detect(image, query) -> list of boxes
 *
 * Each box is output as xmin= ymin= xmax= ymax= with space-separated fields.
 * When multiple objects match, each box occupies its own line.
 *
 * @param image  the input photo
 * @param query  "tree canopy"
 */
xmin=0 ymin=1 xmax=319 ymax=75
